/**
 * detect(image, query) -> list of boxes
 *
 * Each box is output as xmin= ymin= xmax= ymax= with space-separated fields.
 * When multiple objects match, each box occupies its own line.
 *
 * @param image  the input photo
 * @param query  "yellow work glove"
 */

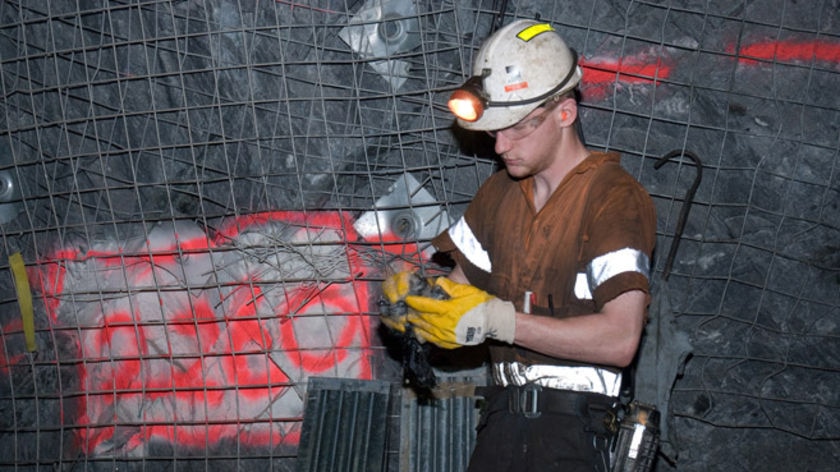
xmin=379 ymin=270 xmax=421 ymax=333
xmin=405 ymin=277 xmax=516 ymax=349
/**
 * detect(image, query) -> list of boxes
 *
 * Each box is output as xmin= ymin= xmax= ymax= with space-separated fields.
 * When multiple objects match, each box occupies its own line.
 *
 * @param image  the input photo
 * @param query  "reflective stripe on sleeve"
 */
xmin=576 ymin=247 xmax=650 ymax=300
xmin=447 ymin=216 xmax=492 ymax=272
xmin=574 ymin=272 xmax=592 ymax=300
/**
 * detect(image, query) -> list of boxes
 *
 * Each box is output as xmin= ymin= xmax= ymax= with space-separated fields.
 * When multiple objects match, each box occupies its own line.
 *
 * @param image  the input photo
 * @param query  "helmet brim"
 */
xmin=456 ymin=101 xmax=541 ymax=131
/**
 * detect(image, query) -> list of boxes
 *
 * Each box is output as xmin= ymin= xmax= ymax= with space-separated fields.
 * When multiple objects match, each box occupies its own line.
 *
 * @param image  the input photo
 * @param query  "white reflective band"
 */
xmin=574 ymin=248 xmax=649 ymax=301
xmin=586 ymin=247 xmax=650 ymax=293
xmin=629 ymin=423 xmax=646 ymax=459
xmin=447 ymin=216 xmax=492 ymax=273
xmin=492 ymin=361 xmax=622 ymax=397
xmin=574 ymin=272 xmax=592 ymax=300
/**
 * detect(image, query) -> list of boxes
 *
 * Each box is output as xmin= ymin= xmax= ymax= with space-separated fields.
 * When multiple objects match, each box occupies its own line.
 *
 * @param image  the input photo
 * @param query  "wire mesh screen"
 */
xmin=0 ymin=0 xmax=838 ymax=470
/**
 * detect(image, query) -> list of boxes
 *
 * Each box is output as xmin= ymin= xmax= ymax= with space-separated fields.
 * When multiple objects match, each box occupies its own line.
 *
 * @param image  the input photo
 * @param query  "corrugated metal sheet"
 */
xmin=400 ymin=379 xmax=482 ymax=472
xmin=297 ymin=377 xmax=401 ymax=472
xmin=297 ymin=375 xmax=484 ymax=472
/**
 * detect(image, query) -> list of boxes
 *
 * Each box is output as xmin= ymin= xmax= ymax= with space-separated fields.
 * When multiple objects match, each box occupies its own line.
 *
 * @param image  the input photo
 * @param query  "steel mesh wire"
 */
xmin=0 ymin=0 xmax=838 ymax=470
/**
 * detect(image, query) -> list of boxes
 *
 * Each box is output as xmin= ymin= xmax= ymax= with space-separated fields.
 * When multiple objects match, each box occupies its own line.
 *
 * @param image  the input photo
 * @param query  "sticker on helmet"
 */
xmin=516 ymin=23 xmax=555 ymax=42
xmin=503 ymin=65 xmax=528 ymax=92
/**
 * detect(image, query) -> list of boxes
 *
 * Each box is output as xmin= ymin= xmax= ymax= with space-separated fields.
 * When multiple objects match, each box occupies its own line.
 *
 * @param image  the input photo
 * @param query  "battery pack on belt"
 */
xmin=610 ymin=400 xmax=660 ymax=472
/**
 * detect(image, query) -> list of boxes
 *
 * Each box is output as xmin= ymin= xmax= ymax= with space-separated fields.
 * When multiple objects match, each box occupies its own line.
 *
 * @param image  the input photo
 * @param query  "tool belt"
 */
xmin=476 ymin=384 xmax=618 ymax=430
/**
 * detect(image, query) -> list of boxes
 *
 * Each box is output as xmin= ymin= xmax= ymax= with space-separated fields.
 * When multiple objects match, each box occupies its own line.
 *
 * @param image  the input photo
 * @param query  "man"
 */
xmin=383 ymin=19 xmax=656 ymax=471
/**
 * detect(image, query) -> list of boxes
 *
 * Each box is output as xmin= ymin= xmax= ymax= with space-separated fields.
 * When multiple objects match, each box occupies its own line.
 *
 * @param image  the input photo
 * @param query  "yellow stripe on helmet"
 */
xmin=516 ymin=23 xmax=554 ymax=42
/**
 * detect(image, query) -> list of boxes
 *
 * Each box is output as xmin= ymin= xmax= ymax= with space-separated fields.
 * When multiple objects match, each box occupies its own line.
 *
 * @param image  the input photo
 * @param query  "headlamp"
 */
xmin=447 ymin=75 xmax=488 ymax=122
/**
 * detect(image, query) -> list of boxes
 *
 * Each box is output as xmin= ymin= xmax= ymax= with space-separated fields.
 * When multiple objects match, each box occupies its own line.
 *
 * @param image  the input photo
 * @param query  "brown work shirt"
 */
xmin=432 ymin=151 xmax=657 ymax=368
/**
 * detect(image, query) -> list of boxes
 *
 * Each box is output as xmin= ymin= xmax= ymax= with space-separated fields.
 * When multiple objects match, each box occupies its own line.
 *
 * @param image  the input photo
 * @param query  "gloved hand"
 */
xmin=379 ymin=270 xmax=424 ymax=333
xmin=405 ymin=277 xmax=516 ymax=349
xmin=380 ymin=270 xmax=440 ymax=389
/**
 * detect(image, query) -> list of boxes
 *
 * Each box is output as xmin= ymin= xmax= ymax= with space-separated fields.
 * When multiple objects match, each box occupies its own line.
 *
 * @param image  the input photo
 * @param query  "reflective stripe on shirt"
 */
xmin=492 ymin=361 xmax=622 ymax=397
xmin=575 ymin=247 xmax=651 ymax=300
xmin=447 ymin=216 xmax=492 ymax=272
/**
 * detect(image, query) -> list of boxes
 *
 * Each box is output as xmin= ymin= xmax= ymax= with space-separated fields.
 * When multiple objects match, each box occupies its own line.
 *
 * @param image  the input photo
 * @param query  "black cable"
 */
xmin=492 ymin=0 xmax=510 ymax=33
xmin=654 ymin=150 xmax=703 ymax=281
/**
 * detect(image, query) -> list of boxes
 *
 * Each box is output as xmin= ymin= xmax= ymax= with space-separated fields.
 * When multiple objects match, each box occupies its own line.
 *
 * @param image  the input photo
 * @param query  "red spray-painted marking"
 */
xmin=734 ymin=39 xmax=840 ymax=66
xmin=578 ymin=53 xmax=672 ymax=100
xmin=0 ymin=319 xmax=28 ymax=375
xmin=26 ymin=211 xmax=395 ymax=456
xmin=574 ymin=38 xmax=840 ymax=101
xmin=277 ymin=282 xmax=370 ymax=373
xmin=581 ymin=58 xmax=671 ymax=85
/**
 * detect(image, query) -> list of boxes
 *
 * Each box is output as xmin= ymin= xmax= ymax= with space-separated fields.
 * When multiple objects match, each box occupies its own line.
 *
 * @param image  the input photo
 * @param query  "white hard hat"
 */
xmin=448 ymin=19 xmax=583 ymax=131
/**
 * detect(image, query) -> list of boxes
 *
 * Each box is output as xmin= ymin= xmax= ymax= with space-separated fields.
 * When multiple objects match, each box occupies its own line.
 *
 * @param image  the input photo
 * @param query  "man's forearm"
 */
xmin=513 ymin=289 xmax=647 ymax=368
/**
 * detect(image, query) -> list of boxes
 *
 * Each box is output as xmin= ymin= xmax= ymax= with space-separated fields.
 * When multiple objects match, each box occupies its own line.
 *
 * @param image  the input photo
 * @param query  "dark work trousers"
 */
xmin=467 ymin=386 xmax=616 ymax=472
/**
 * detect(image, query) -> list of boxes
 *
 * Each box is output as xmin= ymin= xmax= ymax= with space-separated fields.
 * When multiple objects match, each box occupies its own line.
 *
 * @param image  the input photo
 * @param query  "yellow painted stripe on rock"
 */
xmin=9 ymin=252 xmax=36 ymax=352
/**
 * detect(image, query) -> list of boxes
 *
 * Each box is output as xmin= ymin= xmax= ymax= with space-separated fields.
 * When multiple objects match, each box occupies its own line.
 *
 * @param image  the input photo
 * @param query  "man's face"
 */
xmin=488 ymin=99 xmax=564 ymax=178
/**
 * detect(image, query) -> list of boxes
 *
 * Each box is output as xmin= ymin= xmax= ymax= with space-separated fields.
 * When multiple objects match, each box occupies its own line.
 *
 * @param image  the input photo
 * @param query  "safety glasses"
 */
xmin=485 ymin=97 xmax=563 ymax=141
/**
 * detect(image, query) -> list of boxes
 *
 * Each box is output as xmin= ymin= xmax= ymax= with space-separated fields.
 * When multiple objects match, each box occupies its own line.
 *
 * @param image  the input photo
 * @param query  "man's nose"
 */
xmin=494 ymin=131 xmax=512 ymax=155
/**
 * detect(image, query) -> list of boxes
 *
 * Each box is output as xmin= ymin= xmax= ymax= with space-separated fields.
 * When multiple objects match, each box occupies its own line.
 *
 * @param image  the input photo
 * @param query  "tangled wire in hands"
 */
xmin=378 ymin=272 xmax=449 ymax=392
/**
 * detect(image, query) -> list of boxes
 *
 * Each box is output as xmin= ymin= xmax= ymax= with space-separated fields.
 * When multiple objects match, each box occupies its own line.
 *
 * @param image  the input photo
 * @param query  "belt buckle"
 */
xmin=508 ymin=383 xmax=542 ymax=418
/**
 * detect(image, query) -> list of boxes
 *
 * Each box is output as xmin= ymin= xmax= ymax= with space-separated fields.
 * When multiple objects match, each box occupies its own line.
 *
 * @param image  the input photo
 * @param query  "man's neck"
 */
xmin=532 ymin=137 xmax=590 ymax=212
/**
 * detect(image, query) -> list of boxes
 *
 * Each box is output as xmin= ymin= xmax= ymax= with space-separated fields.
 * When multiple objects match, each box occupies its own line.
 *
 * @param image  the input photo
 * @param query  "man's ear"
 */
xmin=556 ymin=98 xmax=577 ymax=126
